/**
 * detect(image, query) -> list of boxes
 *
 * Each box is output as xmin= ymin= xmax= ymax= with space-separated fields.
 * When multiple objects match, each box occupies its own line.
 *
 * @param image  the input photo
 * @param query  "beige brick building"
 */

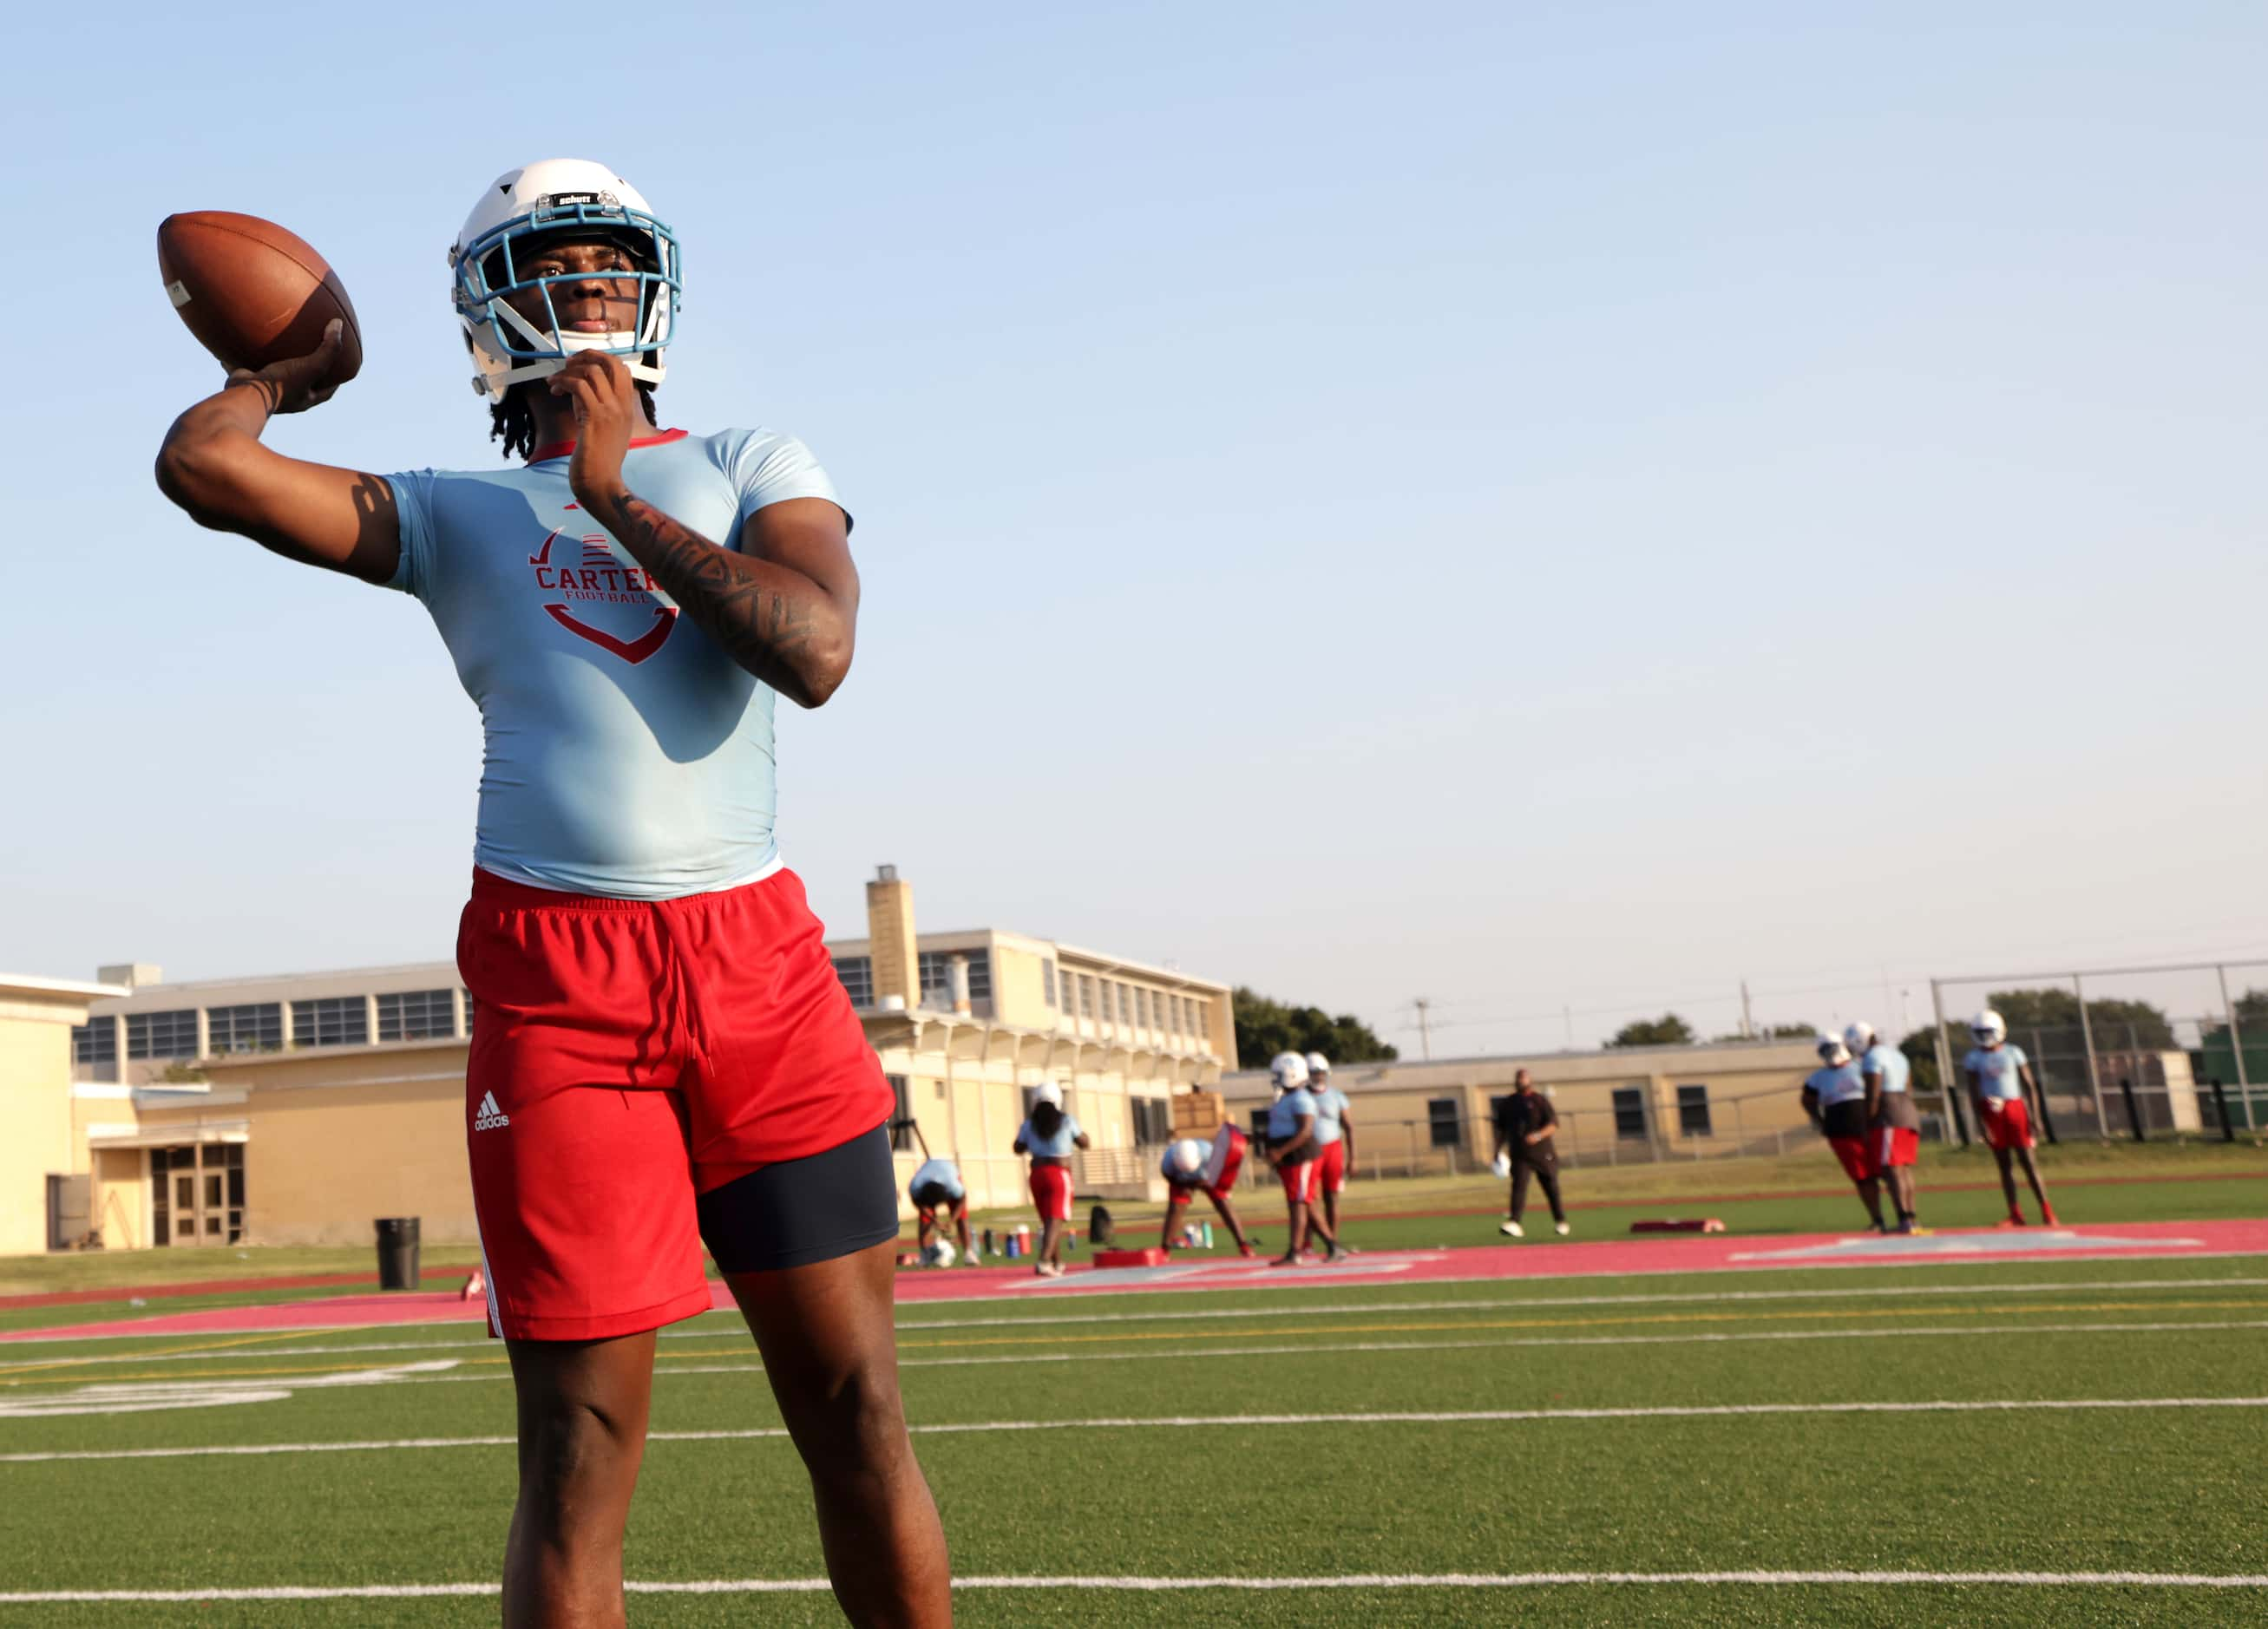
xmin=1218 ymin=1040 xmax=1828 ymax=1175
xmin=7 ymin=867 xmax=1233 ymax=1253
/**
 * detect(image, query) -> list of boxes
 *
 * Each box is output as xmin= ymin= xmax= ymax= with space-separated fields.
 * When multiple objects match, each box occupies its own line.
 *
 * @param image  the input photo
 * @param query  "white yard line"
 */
xmin=6 ymin=1393 xmax=2265 ymax=1464
xmin=9 ymin=1249 xmax=2265 ymax=1347
xmin=10 ymin=1273 xmax=2265 ymax=1373
xmin=4 ymin=1568 xmax=2267 ymax=1601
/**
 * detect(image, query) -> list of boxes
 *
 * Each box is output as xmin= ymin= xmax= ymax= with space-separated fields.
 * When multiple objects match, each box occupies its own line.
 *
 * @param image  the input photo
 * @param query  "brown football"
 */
xmin=157 ymin=211 xmax=364 ymax=381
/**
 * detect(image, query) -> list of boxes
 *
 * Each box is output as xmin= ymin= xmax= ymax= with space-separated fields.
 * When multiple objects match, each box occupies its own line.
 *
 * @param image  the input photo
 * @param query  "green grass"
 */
xmin=3 ymin=1224 xmax=2266 ymax=1624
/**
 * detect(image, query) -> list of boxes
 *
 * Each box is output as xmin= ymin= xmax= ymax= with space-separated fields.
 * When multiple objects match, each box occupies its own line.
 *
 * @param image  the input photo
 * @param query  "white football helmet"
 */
xmin=1817 ymin=1037 xmax=1850 ymax=1066
xmin=1844 ymin=1021 xmax=1877 ymax=1054
xmin=1032 ymin=1081 xmax=1065 ymax=1109
xmin=1270 ymin=1051 xmax=1310 ymax=1091
xmin=1166 ymin=1138 xmax=1207 ymax=1180
xmin=1304 ymin=1051 xmax=1332 ymax=1080
xmin=923 ymin=1238 xmax=957 ymax=1269
xmin=1971 ymin=1010 xmax=2007 ymax=1046
xmin=450 ymin=159 xmax=681 ymax=401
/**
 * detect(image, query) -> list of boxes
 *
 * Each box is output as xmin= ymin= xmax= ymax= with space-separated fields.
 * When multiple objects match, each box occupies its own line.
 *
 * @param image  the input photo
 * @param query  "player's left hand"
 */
xmin=550 ymin=350 xmax=638 ymax=502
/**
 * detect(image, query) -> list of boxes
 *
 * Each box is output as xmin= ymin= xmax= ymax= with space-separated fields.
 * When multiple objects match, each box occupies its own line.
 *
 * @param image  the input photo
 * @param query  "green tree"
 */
xmin=1898 ymin=1028 xmax=1943 ymax=1094
xmin=1983 ymin=988 xmax=2174 ymax=1049
xmin=1231 ymin=987 xmax=1397 ymax=1070
xmin=1710 ymin=1021 xmax=1816 ymax=1043
xmin=1607 ymin=1013 xmax=1696 ymax=1048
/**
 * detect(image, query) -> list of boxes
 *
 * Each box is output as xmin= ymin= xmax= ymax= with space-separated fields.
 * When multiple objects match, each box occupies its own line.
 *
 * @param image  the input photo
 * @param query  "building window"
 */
xmin=1427 ymin=1097 xmax=1463 ymax=1148
xmin=1613 ymin=1087 xmax=1649 ymax=1140
xmin=887 ymin=1075 xmax=913 ymax=1149
xmin=73 ymin=1021 xmax=116 ymax=1066
xmin=1116 ymin=983 xmax=1132 ymax=1024
xmin=126 ymin=1010 xmax=198 ymax=1061
xmin=1166 ymin=995 xmax=1182 ymax=1037
xmin=917 ymin=950 xmax=992 ymax=1006
xmin=375 ymin=991 xmax=454 ymax=1043
xmin=206 ymin=1003 xmax=283 ymax=1055
xmin=1134 ymin=987 xmax=1150 ymax=1029
xmin=1677 ymin=1084 xmax=1713 ymax=1137
xmin=1190 ymin=999 xmax=1208 ymax=1043
xmin=291 ymin=997 xmax=368 ymax=1049
xmin=833 ymin=957 xmax=873 ymax=1007
xmin=1078 ymin=976 xmax=1095 ymax=1019
xmin=1043 ymin=959 xmax=1058 ymax=1009
xmin=1131 ymin=1097 xmax=1171 ymax=1146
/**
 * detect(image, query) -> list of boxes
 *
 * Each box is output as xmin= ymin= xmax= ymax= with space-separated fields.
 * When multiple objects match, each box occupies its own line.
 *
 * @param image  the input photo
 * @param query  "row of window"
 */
xmin=1410 ymin=1087 xmax=1716 ymax=1147
xmin=73 ymin=989 xmax=467 ymax=1064
xmin=1040 ymin=959 xmax=1211 ymax=1046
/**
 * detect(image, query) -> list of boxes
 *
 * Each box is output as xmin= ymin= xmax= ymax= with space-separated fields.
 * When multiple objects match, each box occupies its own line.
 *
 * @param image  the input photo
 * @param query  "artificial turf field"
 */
xmin=3 ymin=1162 xmax=2265 ymax=1626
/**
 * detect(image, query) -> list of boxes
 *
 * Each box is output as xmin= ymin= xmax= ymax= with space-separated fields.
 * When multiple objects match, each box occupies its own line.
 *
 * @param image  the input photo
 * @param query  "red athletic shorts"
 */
xmin=1981 ymin=1096 xmax=2035 ymax=1151
xmin=1211 ymin=1135 xmax=1245 ymax=1196
xmin=460 ymin=866 xmax=895 ymax=1342
xmin=1317 ymin=1141 xmax=1347 ymax=1194
xmin=1030 ymin=1163 xmax=1072 ymax=1223
xmin=1828 ymin=1135 xmax=1873 ymax=1183
xmin=1278 ymin=1157 xmax=1321 ymax=1204
xmin=1872 ymin=1125 xmax=1918 ymax=1171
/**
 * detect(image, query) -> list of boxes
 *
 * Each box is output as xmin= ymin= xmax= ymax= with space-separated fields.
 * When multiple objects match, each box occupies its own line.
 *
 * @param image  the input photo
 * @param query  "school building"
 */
xmin=3 ymin=867 xmax=1233 ymax=1255
xmin=1216 ymin=1039 xmax=1826 ymax=1174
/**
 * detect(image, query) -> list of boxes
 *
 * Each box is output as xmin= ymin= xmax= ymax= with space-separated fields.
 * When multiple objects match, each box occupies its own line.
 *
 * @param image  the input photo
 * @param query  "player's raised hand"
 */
xmin=551 ymin=350 xmax=638 ymax=502
xmin=226 ymin=319 xmax=350 ymax=415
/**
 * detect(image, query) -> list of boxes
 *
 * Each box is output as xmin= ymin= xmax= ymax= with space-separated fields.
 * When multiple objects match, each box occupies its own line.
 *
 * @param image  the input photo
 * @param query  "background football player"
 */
xmin=1803 ymin=1036 xmax=1889 ymax=1232
xmin=1848 ymin=1021 xmax=1922 ymax=1233
xmin=1964 ymin=1009 xmax=2059 ymax=1227
xmin=1159 ymin=1125 xmax=1259 ymax=1256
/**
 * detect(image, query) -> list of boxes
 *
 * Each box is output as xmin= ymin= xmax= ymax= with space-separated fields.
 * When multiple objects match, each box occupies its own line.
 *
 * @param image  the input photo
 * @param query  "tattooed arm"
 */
xmin=553 ymin=351 xmax=858 ymax=706
xmin=583 ymin=486 xmax=859 ymax=707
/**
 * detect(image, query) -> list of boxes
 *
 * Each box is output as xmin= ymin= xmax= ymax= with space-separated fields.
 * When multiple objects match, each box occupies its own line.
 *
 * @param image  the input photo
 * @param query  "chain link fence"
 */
xmin=1926 ymin=958 xmax=2268 ymax=1145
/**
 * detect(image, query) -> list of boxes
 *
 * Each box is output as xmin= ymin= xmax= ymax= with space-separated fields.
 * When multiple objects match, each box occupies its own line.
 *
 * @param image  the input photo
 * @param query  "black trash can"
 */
xmin=375 ymin=1217 xmax=421 ymax=1291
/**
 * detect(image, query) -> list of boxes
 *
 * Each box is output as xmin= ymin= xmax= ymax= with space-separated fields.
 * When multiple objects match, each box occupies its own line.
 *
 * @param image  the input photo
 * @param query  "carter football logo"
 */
xmin=528 ymin=509 xmax=678 ymax=665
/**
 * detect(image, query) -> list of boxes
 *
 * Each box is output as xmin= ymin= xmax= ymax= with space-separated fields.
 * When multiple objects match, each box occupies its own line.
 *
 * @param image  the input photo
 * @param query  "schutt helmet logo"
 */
xmin=528 ymin=514 xmax=678 ymax=665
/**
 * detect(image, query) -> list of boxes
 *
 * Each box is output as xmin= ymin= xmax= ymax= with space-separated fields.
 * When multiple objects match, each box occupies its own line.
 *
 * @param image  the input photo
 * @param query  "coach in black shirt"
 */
xmin=1491 ymin=1070 xmax=1570 ymax=1239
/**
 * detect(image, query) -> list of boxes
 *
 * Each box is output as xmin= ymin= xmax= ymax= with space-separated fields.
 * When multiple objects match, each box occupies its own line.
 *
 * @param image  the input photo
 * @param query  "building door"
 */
xmin=151 ymin=1145 xmax=245 ymax=1246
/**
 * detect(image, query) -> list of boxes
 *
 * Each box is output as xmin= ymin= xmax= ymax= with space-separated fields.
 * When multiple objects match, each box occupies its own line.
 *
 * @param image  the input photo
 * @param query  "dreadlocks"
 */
xmin=489 ymin=377 xmax=660 ymax=461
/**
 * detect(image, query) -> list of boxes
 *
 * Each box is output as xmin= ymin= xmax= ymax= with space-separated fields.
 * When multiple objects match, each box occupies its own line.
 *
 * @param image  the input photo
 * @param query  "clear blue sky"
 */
xmin=4 ymin=2 xmax=2263 ymax=1053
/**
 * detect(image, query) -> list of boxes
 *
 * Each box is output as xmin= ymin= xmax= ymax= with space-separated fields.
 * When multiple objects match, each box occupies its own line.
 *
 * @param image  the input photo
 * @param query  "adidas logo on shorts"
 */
xmin=473 ymin=1090 xmax=511 ymax=1131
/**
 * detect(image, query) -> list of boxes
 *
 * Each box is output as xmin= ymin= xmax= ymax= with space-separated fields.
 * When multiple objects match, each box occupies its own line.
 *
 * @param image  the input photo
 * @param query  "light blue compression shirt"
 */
xmin=908 ymin=1158 xmax=964 ymax=1201
xmin=1017 ymin=1115 xmax=1084 ymax=1159
xmin=1311 ymin=1086 xmax=1348 ymax=1146
xmin=1861 ymin=1043 xmax=1911 ymax=1095
xmin=383 ymin=427 xmax=844 ymax=900
xmin=1964 ymin=1044 xmax=2029 ymax=1100
xmin=1806 ymin=1063 xmax=1865 ymax=1109
xmin=1267 ymin=1087 xmax=1319 ymax=1146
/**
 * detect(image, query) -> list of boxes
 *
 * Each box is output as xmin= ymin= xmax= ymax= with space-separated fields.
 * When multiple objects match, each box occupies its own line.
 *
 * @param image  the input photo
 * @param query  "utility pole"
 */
xmin=1740 ymin=978 xmax=1753 ymax=1040
xmin=1414 ymin=998 xmax=1433 ymax=1061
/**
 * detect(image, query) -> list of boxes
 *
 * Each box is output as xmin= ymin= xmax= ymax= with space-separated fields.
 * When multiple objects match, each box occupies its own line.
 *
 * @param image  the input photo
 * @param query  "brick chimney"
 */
xmin=865 ymin=865 xmax=919 ymax=1011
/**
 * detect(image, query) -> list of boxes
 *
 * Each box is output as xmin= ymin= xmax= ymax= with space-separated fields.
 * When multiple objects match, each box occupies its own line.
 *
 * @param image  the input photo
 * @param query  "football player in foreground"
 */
xmin=1964 ymin=1009 xmax=2059 ymax=1227
xmin=1803 ymin=1037 xmax=1890 ymax=1232
xmin=1159 ymin=1124 xmax=1259 ymax=1256
xmin=153 ymin=160 xmax=951 ymax=1627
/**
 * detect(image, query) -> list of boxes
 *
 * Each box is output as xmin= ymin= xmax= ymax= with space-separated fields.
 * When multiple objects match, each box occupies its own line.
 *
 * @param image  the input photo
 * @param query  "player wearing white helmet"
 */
xmin=1157 ymin=1124 xmax=1259 ymax=1256
xmin=1846 ymin=1022 xmax=1922 ymax=1233
xmin=153 ymin=160 xmax=949 ymax=1624
xmin=1963 ymin=1010 xmax=2058 ymax=1227
xmin=1304 ymin=1052 xmax=1358 ymax=1250
xmin=908 ymin=1155 xmax=975 ymax=1266
xmin=1013 ymin=1082 xmax=1091 ymax=1276
xmin=1802 ymin=1037 xmax=1889 ymax=1232
xmin=1263 ymin=1051 xmax=1342 ymax=1265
